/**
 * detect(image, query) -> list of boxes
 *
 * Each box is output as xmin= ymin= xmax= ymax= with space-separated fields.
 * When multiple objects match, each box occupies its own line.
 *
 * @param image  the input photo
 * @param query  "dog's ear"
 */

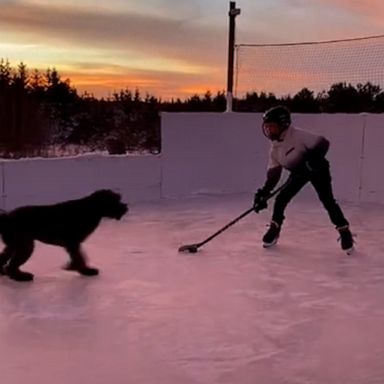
xmin=89 ymin=189 xmax=127 ymax=219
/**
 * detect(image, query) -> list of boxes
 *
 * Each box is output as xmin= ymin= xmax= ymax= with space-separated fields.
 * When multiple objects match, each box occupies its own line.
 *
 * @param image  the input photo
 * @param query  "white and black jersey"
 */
xmin=268 ymin=125 xmax=329 ymax=172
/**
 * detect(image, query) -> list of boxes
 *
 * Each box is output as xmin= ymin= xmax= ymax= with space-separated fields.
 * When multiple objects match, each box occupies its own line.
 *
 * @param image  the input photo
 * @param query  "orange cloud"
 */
xmin=0 ymin=1 xmax=227 ymax=99
xmin=0 ymin=2 xmax=225 ymax=67
xmin=63 ymin=70 xmax=223 ymax=100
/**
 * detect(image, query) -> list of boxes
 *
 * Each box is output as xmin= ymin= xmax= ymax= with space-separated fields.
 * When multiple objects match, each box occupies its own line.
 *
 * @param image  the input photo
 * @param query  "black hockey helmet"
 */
xmin=262 ymin=105 xmax=291 ymax=140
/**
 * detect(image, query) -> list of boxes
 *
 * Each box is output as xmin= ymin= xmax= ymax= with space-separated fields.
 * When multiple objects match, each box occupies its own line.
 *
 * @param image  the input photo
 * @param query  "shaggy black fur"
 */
xmin=0 ymin=189 xmax=128 ymax=282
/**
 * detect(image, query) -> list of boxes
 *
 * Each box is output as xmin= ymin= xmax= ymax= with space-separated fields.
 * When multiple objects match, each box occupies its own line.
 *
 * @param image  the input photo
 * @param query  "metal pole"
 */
xmin=226 ymin=1 xmax=240 ymax=112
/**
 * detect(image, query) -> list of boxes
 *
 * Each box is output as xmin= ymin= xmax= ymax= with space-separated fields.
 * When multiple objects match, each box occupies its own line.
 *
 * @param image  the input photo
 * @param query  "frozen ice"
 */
xmin=1 ymin=192 xmax=384 ymax=384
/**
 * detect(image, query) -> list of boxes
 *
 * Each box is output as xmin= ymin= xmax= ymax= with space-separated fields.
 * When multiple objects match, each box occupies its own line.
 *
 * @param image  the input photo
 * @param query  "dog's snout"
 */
xmin=115 ymin=203 xmax=128 ymax=219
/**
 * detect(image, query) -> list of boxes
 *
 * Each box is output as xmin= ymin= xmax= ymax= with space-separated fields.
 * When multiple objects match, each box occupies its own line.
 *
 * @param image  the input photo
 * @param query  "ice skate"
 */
xmin=262 ymin=221 xmax=281 ymax=248
xmin=337 ymin=225 xmax=355 ymax=255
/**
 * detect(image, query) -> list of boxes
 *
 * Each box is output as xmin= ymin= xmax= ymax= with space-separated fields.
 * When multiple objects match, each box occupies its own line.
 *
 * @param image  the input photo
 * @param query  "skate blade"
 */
xmin=263 ymin=239 xmax=278 ymax=248
xmin=345 ymin=246 xmax=355 ymax=255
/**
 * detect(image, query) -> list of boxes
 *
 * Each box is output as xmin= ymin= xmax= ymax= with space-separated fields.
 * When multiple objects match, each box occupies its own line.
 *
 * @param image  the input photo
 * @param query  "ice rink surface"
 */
xmin=1 ymin=192 xmax=384 ymax=384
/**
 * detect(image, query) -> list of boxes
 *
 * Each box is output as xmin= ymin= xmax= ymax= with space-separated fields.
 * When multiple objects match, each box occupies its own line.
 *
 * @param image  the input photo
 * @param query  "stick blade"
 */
xmin=178 ymin=244 xmax=199 ymax=253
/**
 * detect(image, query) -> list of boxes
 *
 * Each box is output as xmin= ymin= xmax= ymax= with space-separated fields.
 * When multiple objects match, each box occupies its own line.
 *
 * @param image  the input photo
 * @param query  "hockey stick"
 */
xmin=178 ymin=180 xmax=290 ymax=253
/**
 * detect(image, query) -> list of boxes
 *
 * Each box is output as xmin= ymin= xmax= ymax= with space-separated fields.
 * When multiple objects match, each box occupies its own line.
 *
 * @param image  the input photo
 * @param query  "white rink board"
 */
xmin=2 ymin=154 xmax=161 ymax=210
xmin=1 ymin=112 xmax=384 ymax=209
xmin=359 ymin=114 xmax=384 ymax=203
xmin=161 ymin=112 xmax=269 ymax=197
xmin=162 ymin=112 xmax=366 ymax=203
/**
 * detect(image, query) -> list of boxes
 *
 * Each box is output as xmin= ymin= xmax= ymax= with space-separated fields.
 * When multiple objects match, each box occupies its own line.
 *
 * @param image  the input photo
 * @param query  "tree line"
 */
xmin=1 ymin=59 xmax=384 ymax=158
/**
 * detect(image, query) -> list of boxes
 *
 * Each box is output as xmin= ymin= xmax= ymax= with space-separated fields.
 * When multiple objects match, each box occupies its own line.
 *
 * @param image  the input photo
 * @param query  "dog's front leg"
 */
xmin=64 ymin=244 xmax=99 ymax=276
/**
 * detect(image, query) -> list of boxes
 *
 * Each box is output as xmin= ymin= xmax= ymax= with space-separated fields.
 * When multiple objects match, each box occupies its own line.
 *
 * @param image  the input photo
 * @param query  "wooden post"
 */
xmin=226 ymin=1 xmax=241 ymax=112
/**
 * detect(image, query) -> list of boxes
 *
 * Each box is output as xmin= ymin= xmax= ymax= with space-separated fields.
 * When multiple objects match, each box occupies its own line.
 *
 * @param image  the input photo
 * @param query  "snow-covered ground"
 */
xmin=1 ymin=192 xmax=384 ymax=384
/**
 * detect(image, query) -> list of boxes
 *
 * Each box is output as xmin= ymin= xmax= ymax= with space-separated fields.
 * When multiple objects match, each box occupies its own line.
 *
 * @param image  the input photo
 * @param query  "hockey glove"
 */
xmin=253 ymin=188 xmax=269 ymax=213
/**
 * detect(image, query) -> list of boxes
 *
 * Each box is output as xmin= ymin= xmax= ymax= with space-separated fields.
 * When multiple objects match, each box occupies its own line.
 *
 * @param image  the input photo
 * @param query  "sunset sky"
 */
xmin=2 ymin=0 xmax=384 ymax=99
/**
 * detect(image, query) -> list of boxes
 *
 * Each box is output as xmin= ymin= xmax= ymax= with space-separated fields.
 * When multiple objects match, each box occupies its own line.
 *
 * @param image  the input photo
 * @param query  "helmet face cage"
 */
xmin=262 ymin=122 xmax=283 ymax=140
xmin=262 ymin=106 xmax=291 ymax=140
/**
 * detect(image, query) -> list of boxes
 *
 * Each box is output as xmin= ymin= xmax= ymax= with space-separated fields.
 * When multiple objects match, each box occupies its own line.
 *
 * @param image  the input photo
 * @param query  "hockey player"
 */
xmin=253 ymin=105 xmax=354 ymax=254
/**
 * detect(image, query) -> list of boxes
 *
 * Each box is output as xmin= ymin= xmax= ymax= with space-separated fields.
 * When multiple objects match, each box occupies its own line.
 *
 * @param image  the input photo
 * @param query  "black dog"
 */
xmin=0 ymin=189 xmax=128 ymax=282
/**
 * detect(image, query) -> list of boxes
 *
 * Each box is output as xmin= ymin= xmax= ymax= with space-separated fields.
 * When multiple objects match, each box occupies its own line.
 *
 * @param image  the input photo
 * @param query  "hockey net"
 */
xmin=235 ymin=35 xmax=384 ymax=97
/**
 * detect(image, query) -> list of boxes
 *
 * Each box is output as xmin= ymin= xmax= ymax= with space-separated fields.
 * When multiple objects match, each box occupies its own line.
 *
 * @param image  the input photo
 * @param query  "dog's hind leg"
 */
xmin=63 ymin=244 xmax=99 ymax=276
xmin=0 ymin=246 xmax=14 ymax=275
xmin=5 ymin=239 xmax=35 ymax=282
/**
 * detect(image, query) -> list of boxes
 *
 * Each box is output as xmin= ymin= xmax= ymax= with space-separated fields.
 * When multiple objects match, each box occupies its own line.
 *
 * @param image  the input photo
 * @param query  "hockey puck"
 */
xmin=178 ymin=244 xmax=199 ymax=253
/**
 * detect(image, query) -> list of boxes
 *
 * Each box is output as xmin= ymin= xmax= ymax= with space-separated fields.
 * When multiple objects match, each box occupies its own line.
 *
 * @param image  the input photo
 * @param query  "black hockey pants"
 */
xmin=271 ymin=159 xmax=349 ymax=228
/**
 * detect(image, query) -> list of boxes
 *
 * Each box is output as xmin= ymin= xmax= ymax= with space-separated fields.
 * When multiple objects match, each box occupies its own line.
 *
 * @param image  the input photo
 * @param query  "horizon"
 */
xmin=2 ymin=56 xmax=384 ymax=104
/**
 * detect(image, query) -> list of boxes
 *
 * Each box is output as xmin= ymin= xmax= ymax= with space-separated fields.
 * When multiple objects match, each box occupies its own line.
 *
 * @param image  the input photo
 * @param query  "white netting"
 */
xmin=235 ymin=35 xmax=384 ymax=97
